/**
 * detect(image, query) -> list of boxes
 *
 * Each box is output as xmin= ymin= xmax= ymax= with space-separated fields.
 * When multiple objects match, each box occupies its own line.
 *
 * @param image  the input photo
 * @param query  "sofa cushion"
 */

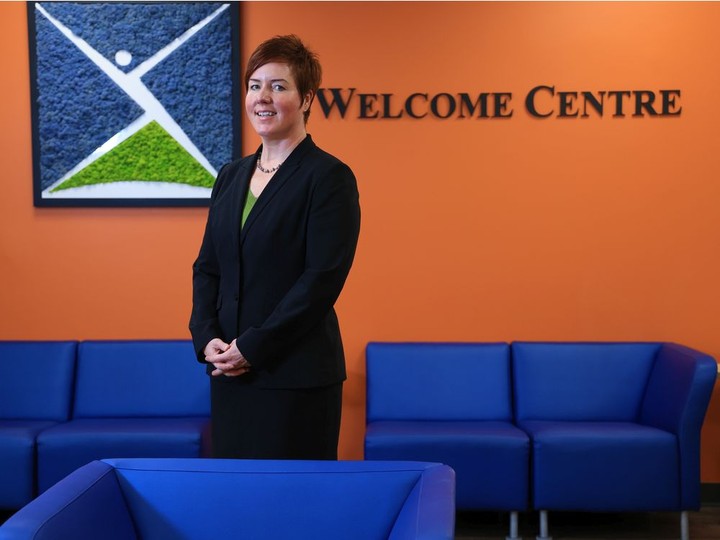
xmin=0 ymin=341 xmax=76 ymax=421
xmin=521 ymin=420 xmax=678 ymax=511
xmin=73 ymin=341 xmax=209 ymax=418
xmin=366 ymin=342 xmax=512 ymax=421
xmin=365 ymin=420 xmax=528 ymax=510
xmin=512 ymin=342 xmax=660 ymax=421
xmin=0 ymin=420 xmax=58 ymax=508
xmin=37 ymin=418 xmax=209 ymax=493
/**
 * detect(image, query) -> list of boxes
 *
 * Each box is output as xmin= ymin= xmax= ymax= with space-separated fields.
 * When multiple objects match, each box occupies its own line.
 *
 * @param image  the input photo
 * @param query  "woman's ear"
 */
xmin=303 ymin=92 xmax=314 ymax=111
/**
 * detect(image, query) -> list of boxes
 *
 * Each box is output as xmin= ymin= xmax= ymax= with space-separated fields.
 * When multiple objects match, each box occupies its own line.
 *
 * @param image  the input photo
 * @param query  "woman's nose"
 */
xmin=258 ymin=87 xmax=271 ymax=102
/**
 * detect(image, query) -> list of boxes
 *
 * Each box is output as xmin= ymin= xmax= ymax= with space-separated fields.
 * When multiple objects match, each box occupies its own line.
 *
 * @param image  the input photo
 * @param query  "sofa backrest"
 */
xmin=73 ymin=341 xmax=209 ymax=418
xmin=366 ymin=342 xmax=512 ymax=422
xmin=512 ymin=342 xmax=661 ymax=421
xmin=0 ymin=341 xmax=76 ymax=421
xmin=107 ymin=458 xmax=454 ymax=540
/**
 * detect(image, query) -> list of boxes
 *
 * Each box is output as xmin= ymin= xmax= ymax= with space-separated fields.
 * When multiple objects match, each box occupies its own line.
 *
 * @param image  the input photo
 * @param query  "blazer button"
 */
xmin=234 ymin=294 xmax=239 ymax=302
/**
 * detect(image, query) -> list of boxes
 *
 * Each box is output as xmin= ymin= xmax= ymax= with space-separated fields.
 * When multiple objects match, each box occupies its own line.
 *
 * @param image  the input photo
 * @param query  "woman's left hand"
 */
xmin=207 ymin=339 xmax=251 ymax=377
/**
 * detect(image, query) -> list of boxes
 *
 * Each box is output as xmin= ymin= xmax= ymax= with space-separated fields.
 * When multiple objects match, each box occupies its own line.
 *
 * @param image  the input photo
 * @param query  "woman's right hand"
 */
xmin=204 ymin=338 xmax=251 ymax=377
xmin=204 ymin=338 xmax=230 ymax=359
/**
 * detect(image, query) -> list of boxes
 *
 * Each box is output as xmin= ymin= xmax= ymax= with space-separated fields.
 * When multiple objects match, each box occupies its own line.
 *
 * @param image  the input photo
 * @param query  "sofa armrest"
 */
xmin=389 ymin=463 xmax=456 ymax=540
xmin=641 ymin=343 xmax=716 ymax=433
xmin=0 ymin=461 xmax=137 ymax=540
xmin=640 ymin=343 xmax=717 ymax=509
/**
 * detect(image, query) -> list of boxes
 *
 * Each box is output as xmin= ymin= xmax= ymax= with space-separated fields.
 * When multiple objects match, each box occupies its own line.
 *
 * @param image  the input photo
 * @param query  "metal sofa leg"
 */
xmin=681 ymin=511 xmax=689 ymax=540
xmin=536 ymin=510 xmax=552 ymax=540
xmin=505 ymin=511 xmax=522 ymax=540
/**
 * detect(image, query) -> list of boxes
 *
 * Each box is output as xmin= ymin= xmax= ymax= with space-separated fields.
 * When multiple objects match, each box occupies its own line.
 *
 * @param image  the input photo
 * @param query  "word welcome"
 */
xmin=316 ymin=86 xmax=682 ymax=119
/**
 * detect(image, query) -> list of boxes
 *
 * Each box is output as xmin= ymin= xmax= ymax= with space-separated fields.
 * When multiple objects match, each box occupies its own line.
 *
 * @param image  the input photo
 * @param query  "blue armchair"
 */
xmin=0 ymin=458 xmax=456 ymax=540
xmin=513 ymin=342 xmax=717 ymax=540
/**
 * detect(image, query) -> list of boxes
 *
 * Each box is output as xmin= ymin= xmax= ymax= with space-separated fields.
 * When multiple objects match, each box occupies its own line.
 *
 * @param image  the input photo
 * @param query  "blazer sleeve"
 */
xmin=188 ymin=164 xmax=230 ymax=362
xmin=236 ymin=161 xmax=361 ymax=370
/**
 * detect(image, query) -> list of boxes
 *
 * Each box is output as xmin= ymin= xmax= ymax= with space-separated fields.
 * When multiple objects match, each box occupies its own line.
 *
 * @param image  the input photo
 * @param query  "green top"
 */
xmin=242 ymin=188 xmax=257 ymax=228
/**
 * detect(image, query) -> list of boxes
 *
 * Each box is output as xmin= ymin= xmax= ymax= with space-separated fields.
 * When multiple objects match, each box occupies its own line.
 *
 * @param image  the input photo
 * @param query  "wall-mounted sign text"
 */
xmin=316 ymin=86 xmax=682 ymax=120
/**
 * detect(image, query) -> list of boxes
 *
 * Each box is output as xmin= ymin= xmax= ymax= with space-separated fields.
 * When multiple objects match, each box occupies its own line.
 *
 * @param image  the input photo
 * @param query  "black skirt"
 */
xmin=210 ymin=377 xmax=343 ymax=460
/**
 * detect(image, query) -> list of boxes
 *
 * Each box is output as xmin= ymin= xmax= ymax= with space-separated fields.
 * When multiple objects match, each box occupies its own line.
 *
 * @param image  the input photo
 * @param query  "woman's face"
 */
xmin=245 ymin=62 xmax=309 ymax=142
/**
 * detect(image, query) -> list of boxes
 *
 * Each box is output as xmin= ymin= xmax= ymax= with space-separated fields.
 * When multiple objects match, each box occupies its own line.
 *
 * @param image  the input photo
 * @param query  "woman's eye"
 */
xmin=272 ymin=84 xmax=285 ymax=91
xmin=249 ymin=84 xmax=260 ymax=91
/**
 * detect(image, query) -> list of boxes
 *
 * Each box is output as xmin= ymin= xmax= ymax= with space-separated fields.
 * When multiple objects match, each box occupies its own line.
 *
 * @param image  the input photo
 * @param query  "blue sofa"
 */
xmin=0 ymin=342 xmax=76 ymax=509
xmin=365 ymin=341 xmax=717 ymax=540
xmin=0 ymin=340 xmax=210 ymax=509
xmin=0 ymin=458 xmax=456 ymax=540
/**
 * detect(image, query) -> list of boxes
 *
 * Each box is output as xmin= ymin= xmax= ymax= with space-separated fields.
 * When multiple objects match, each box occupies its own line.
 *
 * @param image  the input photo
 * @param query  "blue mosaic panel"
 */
xmin=142 ymin=9 xmax=233 ymax=171
xmin=34 ymin=11 xmax=144 ymax=190
xmin=39 ymin=2 xmax=222 ymax=74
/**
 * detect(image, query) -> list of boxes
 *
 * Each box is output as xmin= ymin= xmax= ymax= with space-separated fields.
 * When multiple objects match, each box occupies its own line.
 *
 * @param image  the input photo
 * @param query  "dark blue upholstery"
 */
xmin=71 ymin=341 xmax=209 ymax=418
xmin=639 ymin=343 xmax=718 ymax=509
xmin=37 ymin=341 xmax=210 ymax=493
xmin=0 ymin=421 xmax=58 ymax=509
xmin=365 ymin=340 xmax=716 ymax=521
xmin=0 ymin=341 xmax=76 ymax=509
xmin=37 ymin=418 xmax=209 ymax=494
xmin=0 ymin=459 xmax=456 ymax=540
xmin=513 ymin=342 xmax=660 ymax=422
xmin=364 ymin=342 xmax=529 ymax=511
xmin=512 ymin=342 xmax=717 ymax=512
xmin=0 ymin=461 xmax=136 ymax=540
xmin=521 ymin=420 xmax=678 ymax=510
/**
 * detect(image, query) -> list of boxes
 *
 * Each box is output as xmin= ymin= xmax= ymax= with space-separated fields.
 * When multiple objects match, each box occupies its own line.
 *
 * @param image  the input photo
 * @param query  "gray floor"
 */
xmin=455 ymin=507 xmax=720 ymax=540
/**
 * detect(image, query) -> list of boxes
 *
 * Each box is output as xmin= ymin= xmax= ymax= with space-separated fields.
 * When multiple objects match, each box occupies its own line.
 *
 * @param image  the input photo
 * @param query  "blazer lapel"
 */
xmin=240 ymin=136 xmax=316 ymax=244
xmin=228 ymin=159 xmax=254 ymax=259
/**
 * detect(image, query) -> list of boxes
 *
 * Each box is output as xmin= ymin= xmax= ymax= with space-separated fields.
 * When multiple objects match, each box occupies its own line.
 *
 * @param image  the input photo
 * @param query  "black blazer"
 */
xmin=189 ymin=136 xmax=361 ymax=389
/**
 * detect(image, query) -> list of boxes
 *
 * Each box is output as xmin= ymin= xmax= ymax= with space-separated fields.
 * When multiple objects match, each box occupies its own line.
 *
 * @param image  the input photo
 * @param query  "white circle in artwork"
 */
xmin=115 ymin=50 xmax=133 ymax=66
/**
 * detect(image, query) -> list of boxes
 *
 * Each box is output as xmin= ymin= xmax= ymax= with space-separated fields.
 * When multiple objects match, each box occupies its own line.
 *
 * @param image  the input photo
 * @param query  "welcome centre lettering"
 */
xmin=316 ymin=86 xmax=682 ymax=120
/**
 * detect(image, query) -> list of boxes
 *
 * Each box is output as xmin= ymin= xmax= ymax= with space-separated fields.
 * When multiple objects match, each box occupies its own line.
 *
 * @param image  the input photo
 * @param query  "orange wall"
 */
xmin=2 ymin=2 xmax=720 ymax=480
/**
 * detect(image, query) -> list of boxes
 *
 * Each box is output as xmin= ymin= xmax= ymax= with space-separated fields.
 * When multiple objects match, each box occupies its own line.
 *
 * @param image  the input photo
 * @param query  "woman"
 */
xmin=189 ymin=35 xmax=360 ymax=459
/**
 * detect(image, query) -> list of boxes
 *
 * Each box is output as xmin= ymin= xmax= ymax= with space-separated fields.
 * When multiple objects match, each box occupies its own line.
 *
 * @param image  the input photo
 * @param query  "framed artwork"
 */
xmin=27 ymin=2 xmax=241 ymax=207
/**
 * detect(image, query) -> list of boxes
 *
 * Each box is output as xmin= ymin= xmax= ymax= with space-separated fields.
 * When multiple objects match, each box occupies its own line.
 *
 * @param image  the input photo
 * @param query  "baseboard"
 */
xmin=702 ymin=483 xmax=720 ymax=505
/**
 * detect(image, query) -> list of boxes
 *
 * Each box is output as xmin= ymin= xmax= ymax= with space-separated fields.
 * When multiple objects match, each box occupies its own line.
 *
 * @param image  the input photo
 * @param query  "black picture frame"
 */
xmin=27 ymin=1 xmax=241 ymax=207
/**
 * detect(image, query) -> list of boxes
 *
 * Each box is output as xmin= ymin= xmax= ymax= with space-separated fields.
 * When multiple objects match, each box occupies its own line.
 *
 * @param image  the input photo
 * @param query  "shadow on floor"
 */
xmin=456 ymin=506 xmax=720 ymax=540
xmin=2 ymin=506 xmax=719 ymax=538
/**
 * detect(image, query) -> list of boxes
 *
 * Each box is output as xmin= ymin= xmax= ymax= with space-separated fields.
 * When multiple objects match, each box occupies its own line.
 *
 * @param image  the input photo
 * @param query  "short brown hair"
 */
xmin=244 ymin=35 xmax=322 ymax=124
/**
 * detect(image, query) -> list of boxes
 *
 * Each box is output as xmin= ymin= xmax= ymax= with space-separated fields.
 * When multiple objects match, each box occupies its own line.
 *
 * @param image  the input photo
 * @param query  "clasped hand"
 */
xmin=204 ymin=338 xmax=251 ymax=377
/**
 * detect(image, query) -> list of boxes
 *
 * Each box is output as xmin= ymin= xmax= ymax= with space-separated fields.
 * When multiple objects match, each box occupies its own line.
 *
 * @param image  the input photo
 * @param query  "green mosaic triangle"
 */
xmin=52 ymin=121 xmax=215 ymax=192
